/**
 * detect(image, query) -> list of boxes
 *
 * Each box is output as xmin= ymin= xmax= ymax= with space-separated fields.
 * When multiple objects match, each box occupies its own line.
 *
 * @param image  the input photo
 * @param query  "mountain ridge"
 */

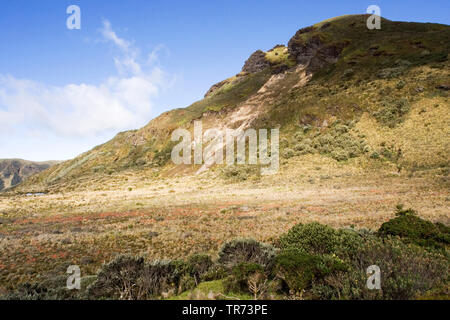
xmin=0 ymin=159 xmax=59 ymax=191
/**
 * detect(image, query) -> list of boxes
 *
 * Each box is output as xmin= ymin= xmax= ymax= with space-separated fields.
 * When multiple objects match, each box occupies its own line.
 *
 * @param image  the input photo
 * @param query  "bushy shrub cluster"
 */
xmin=221 ymin=208 xmax=449 ymax=300
xmin=217 ymin=239 xmax=278 ymax=271
xmin=87 ymin=254 xmax=219 ymax=300
xmin=224 ymin=262 xmax=265 ymax=294
xmin=289 ymin=121 xmax=368 ymax=162
xmin=279 ymin=222 xmax=364 ymax=258
xmin=374 ymin=97 xmax=410 ymax=128
xmin=378 ymin=206 xmax=450 ymax=250
xmin=273 ymin=249 xmax=347 ymax=294
xmin=221 ymin=165 xmax=261 ymax=181
xmin=312 ymin=236 xmax=449 ymax=300
xmin=1 ymin=274 xmax=96 ymax=300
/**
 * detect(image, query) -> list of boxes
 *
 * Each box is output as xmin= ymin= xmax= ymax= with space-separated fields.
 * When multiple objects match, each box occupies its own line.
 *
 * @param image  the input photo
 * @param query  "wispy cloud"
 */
xmin=0 ymin=20 xmax=172 ymax=137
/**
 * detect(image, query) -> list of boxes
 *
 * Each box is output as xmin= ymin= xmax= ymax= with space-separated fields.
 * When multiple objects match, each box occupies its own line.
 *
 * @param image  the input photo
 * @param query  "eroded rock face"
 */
xmin=288 ymin=35 xmax=323 ymax=65
xmin=307 ymin=42 xmax=347 ymax=72
xmin=288 ymin=26 xmax=347 ymax=73
xmin=242 ymin=50 xmax=270 ymax=73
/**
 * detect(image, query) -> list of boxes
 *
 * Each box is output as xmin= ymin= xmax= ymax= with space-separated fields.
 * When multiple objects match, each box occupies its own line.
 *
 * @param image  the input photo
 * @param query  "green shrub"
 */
xmin=378 ymin=211 xmax=450 ymax=250
xmin=218 ymin=239 xmax=278 ymax=270
xmin=294 ymin=141 xmax=315 ymax=155
xmin=273 ymin=249 xmax=347 ymax=293
xmin=222 ymin=165 xmax=261 ymax=181
xmin=309 ymin=124 xmax=366 ymax=160
xmin=370 ymin=151 xmax=380 ymax=159
xmin=280 ymin=137 xmax=289 ymax=148
xmin=224 ymin=262 xmax=265 ymax=294
xmin=280 ymin=223 xmax=338 ymax=254
xmin=87 ymin=255 xmax=145 ymax=300
xmin=1 ymin=275 xmax=80 ymax=300
xmin=185 ymin=254 xmax=214 ymax=284
xmin=311 ymin=236 xmax=449 ymax=300
xmin=331 ymin=150 xmax=349 ymax=161
xmin=396 ymin=80 xmax=406 ymax=90
xmin=279 ymin=223 xmax=363 ymax=259
xmin=374 ymin=98 xmax=410 ymax=128
xmin=294 ymin=131 xmax=304 ymax=141
xmin=317 ymin=134 xmax=334 ymax=146
xmin=140 ymin=260 xmax=187 ymax=297
xmin=333 ymin=124 xmax=349 ymax=134
xmin=282 ymin=148 xmax=295 ymax=159
xmin=87 ymin=255 xmax=191 ymax=299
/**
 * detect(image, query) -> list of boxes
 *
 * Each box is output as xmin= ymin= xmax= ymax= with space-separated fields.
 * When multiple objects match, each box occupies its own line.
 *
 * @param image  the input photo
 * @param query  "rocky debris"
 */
xmin=242 ymin=50 xmax=271 ymax=73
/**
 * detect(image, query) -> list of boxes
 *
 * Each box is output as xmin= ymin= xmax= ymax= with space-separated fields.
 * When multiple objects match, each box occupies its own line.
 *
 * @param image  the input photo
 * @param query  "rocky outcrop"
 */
xmin=242 ymin=50 xmax=271 ymax=73
xmin=307 ymin=42 xmax=348 ymax=72
xmin=288 ymin=26 xmax=347 ymax=73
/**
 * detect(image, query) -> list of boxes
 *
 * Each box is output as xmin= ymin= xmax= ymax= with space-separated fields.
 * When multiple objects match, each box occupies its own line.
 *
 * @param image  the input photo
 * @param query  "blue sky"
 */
xmin=0 ymin=0 xmax=449 ymax=161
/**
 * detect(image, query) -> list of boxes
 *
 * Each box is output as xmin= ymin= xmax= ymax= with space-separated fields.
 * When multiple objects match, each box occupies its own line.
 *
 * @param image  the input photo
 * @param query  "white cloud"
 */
xmin=0 ymin=20 xmax=171 ymax=137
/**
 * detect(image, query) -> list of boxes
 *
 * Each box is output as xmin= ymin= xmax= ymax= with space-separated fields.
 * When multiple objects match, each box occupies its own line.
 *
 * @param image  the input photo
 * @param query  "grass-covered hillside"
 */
xmin=12 ymin=14 xmax=449 ymax=193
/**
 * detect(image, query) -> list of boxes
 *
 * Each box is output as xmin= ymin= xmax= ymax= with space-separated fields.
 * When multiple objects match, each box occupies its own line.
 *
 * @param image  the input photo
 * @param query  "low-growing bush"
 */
xmin=311 ymin=236 xmax=449 ymax=300
xmin=374 ymin=98 xmax=410 ymax=128
xmin=224 ymin=262 xmax=265 ymax=294
xmin=87 ymin=255 xmax=146 ymax=300
xmin=186 ymin=254 xmax=214 ymax=284
xmin=279 ymin=223 xmax=363 ymax=258
xmin=221 ymin=165 xmax=261 ymax=181
xmin=218 ymin=239 xmax=278 ymax=271
xmin=331 ymin=150 xmax=349 ymax=161
xmin=282 ymin=148 xmax=295 ymax=159
xmin=87 ymin=255 xmax=191 ymax=299
xmin=378 ymin=207 xmax=450 ymax=250
xmin=1 ymin=275 xmax=81 ymax=300
xmin=140 ymin=259 xmax=187 ymax=296
xmin=273 ymin=249 xmax=347 ymax=294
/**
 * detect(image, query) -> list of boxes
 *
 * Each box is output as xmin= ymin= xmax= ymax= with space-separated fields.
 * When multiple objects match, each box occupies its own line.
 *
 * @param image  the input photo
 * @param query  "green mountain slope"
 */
xmin=17 ymin=15 xmax=450 ymax=193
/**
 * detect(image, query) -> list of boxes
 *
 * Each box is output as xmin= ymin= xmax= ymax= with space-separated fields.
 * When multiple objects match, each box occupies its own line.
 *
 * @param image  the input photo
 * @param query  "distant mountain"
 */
xmin=17 ymin=14 xmax=450 ymax=193
xmin=0 ymin=159 xmax=59 ymax=191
